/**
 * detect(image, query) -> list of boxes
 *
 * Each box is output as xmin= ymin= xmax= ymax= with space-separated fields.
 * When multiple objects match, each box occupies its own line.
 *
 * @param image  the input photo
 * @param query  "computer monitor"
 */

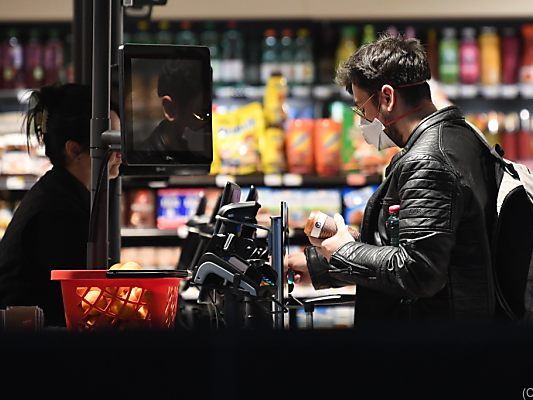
xmin=118 ymin=43 xmax=213 ymax=176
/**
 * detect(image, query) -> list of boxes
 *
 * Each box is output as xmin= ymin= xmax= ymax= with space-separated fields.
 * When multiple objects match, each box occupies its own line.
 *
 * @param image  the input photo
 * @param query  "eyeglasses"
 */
xmin=351 ymin=94 xmax=375 ymax=120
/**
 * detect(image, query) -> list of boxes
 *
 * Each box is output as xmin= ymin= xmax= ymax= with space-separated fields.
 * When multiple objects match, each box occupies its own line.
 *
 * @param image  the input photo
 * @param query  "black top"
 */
xmin=0 ymin=166 xmax=90 ymax=326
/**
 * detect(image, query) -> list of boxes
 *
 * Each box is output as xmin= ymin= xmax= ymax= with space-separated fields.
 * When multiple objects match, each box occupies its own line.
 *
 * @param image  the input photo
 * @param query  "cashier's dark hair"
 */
xmin=25 ymin=83 xmax=92 ymax=167
xmin=335 ymin=33 xmax=432 ymax=106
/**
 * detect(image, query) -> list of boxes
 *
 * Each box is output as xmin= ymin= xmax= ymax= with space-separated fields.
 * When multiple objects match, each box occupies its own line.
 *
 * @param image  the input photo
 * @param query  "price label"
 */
xmin=215 ymin=174 xmax=235 ymax=188
xmin=5 ymin=176 xmax=26 ymax=190
xmin=501 ymin=84 xmax=519 ymax=98
xmin=459 ymin=85 xmax=479 ymax=98
xmin=283 ymin=173 xmax=303 ymax=187
xmin=480 ymin=85 xmax=501 ymax=98
xmin=264 ymin=174 xmax=283 ymax=187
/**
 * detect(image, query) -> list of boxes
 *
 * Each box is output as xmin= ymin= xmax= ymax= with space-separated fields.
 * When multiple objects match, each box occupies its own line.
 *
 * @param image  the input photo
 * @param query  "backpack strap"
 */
xmin=465 ymin=121 xmax=520 ymax=180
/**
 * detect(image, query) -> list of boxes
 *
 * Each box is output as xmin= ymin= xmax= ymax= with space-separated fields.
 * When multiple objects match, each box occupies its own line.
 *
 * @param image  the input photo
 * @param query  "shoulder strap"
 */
xmin=465 ymin=121 xmax=520 ymax=181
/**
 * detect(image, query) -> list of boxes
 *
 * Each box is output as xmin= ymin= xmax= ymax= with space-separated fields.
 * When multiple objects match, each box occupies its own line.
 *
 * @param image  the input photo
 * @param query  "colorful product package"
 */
xmin=211 ymin=102 xmax=263 ymax=175
xmin=259 ymin=126 xmax=286 ymax=173
xmin=285 ymin=119 xmax=314 ymax=174
xmin=313 ymin=118 xmax=341 ymax=176
xmin=156 ymin=188 xmax=204 ymax=230
xmin=331 ymin=101 xmax=358 ymax=172
xmin=342 ymin=185 xmax=379 ymax=230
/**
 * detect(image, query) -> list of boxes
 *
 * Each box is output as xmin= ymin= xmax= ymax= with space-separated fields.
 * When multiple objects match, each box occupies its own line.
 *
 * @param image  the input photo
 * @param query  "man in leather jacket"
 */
xmin=287 ymin=34 xmax=498 ymax=323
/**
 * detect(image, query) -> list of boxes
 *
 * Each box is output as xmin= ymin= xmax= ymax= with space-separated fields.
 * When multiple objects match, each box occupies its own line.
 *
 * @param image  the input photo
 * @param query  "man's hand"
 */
xmin=285 ymin=251 xmax=312 ymax=285
xmin=308 ymin=214 xmax=355 ymax=261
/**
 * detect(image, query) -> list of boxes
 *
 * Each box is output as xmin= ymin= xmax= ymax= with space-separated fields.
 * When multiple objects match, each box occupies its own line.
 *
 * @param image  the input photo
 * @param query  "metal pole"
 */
xmin=87 ymin=0 xmax=111 ymax=269
xmin=108 ymin=0 xmax=123 ymax=264
xmin=80 ymin=0 xmax=93 ymax=85
xmin=271 ymin=216 xmax=284 ymax=329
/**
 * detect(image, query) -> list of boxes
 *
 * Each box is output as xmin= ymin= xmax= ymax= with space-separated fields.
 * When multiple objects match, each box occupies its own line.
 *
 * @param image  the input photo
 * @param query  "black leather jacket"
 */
xmin=308 ymin=106 xmax=498 ymax=322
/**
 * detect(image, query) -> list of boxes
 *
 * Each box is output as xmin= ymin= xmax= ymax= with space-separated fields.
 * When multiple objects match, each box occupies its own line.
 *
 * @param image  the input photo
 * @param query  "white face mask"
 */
xmin=360 ymin=118 xmax=397 ymax=150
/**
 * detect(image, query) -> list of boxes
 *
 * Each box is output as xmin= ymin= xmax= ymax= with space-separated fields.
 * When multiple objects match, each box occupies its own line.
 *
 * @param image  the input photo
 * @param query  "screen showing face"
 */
xmin=122 ymin=46 xmax=213 ymax=168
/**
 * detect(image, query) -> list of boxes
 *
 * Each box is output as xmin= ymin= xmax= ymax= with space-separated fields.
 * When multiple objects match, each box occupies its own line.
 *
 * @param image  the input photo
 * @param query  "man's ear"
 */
xmin=162 ymin=95 xmax=178 ymax=121
xmin=381 ymin=84 xmax=395 ymax=112
xmin=64 ymin=140 xmax=84 ymax=160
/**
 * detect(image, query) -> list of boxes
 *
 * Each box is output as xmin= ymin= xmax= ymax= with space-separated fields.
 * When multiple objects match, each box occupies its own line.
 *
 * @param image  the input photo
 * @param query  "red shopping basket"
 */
xmin=51 ymin=270 xmax=183 ymax=331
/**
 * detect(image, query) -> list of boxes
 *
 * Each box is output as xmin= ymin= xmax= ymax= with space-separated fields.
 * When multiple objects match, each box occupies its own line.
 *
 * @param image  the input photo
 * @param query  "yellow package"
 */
xmin=259 ymin=126 xmax=286 ymax=174
xmin=211 ymin=102 xmax=263 ymax=175
xmin=263 ymin=74 xmax=288 ymax=127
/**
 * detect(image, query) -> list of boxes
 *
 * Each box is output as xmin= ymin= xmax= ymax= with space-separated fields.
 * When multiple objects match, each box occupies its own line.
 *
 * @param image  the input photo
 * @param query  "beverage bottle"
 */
xmin=459 ymin=27 xmax=480 ymax=85
xmin=293 ymin=28 xmax=314 ymax=84
xmin=1 ymin=28 xmax=24 ymax=89
xmin=519 ymin=24 xmax=533 ymax=84
xmin=62 ymin=31 xmax=74 ymax=83
xmin=317 ymin=22 xmax=336 ymax=84
xmin=386 ymin=26 xmax=399 ymax=37
xmin=176 ymin=21 xmax=198 ymax=45
xmin=260 ymin=28 xmax=280 ymax=84
xmin=485 ymin=111 xmax=502 ymax=148
xmin=133 ymin=20 xmax=152 ymax=44
xmin=200 ymin=22 xmax=221 ymax=84
xmin=439 ymin=27 xmax=459 ymax=85
xmin=426 ymin=28 xmax=439 ymax=80
xmin=518 ymin=109 xmax=532 ymax=160
xmin=479 ymin=26 xmax=501 ymax=86
xmin=220 ymin=21 xmax=244 ymax=84
xmin=501 ymin=27 xmax=520 ymax=85
xmin=501 ymin=112 xmax=519 ymax=161
xmin=386 ymin=205 xmax=400 ymax=247
xmin=43 ymin=29 xmax=64 ymax=85
xmin=279 ymin=29 xmax=294 ymax=83
xmin=361 ymin=24 xmax=375 ymax=45
xmin=405 ymin=26 xmax=416 ymax=40
xmin=335 ymin=26 xmax=357 ymax=70
xmin=24 ymin=29 xmax=44 ymax=89
xmin=156 ymin=20 xmax=174 ymax=44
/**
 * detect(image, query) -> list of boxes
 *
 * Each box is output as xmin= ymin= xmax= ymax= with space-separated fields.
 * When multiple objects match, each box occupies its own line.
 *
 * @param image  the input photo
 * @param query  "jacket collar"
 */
xmin=384 ymin=106 xmax=464 ymax=176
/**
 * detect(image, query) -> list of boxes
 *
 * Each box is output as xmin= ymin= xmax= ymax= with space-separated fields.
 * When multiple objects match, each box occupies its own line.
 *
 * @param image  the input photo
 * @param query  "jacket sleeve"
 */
xmin=309 ymin=155 xmax=464 ymax=299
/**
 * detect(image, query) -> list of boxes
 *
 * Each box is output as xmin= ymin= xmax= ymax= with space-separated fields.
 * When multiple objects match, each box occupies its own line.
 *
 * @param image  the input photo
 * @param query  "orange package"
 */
xmin=313 ymin=118 xmax=341 ymax=176
xmin=285 ymin=119 xmax=314 ymax=174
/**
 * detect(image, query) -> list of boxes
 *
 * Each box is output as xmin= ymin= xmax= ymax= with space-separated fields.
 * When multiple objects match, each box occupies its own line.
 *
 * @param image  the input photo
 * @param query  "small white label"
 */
xmin=5 ymin=176 xmax=26 ymax=190
xmin=459 ymin=84 xmax=479 ymax=98
xmin=480 ymin=85 xmax=501 ymax=98
xmin=310 ymin=212 xmax=329 ymax=238
xmin=501 ymin=84 xmax=519 ymax=98
xmin=264 ymin=174 xmax=282 ymax=187
xmin=283 ymin=173 xmax=303 ymax=186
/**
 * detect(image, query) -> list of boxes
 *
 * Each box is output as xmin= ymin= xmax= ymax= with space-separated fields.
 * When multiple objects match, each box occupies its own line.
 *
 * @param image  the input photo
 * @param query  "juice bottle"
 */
xmin=1 ymin=28 xmax=24 ymax=89
xmin=405 ymin=26 xmax=416 ymax=40
xmin=439 ymin=28 xmax=459 ymax=85
xmin=200 ymin=22 xmax=221 ymax=84
xmin=459 ymin=27 xmax=480 ymax=85
xmin=361 ymin=24 xmax=375 ymax=45
xmin=501 ymin=112 xmax=519 ymax=161
xmin=24 ymin=29 xmax=44 ymax=89
xmin=43 ymin=29 xmax=64 ymax=85
xmin=426 ymin=29 xmax=439 ymax=80
xmin=501 ymin=27 xmax=520 ymax=85
xmin=175 ymin=21 xmax=197 ymax=45
xmin=156 ymin=20 xmax=174 ymax=44
xmin=519 ymin=24 xmax=533 ymax=84
xmin=479 ymin=26 xmax=501 ymax=86
xmin=293 ymin=28 xmax=314 ymax=84
xmin=260 ymin=29 xmax=280 ymax=84
xmin=335 ymin=26 xmax=357 ymax=70
xmin=220 ymin=21 xmax=244 ymax=85
xmin=518 ymin=109 xmax=532 ymax=160
xmin=279 ymin=29 xmax=294 ymax=83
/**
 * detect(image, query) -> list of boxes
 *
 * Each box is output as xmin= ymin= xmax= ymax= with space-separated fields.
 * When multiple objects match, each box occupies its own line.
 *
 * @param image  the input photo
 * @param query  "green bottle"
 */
xmin=362 ymin=24 xmax=375 ymax=45
xmin=439 ymin=27 xmax=459 ymax=84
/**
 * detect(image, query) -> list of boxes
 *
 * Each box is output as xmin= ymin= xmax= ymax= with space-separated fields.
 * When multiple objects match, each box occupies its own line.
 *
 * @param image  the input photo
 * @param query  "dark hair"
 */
xmin=335 ymin=33 xmax=432 ymax=106
xmin=157 ymin=60 xmax=203 ymax=107
xmin=25 ymin=83 xmax=91 ymax=167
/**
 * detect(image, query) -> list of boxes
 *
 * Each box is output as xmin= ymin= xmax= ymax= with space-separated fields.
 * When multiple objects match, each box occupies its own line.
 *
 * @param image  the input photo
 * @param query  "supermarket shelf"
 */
xmin=123 ymin=173 xmax=383 ymax=189
xmin=0 ymin=175 xmax=39 ymax=191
